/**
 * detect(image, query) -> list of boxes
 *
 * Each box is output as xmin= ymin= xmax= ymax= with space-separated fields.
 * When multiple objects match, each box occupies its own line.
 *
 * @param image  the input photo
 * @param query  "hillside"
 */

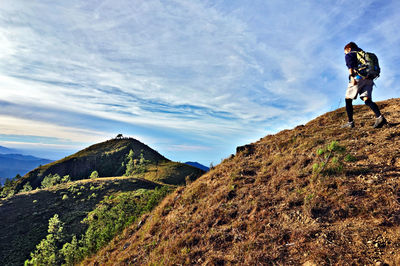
xmin=86 ymin=98 xmax=400 ymax=265
xmin=19 ymin=138 xmax=168 ymax=189
xmin=0 ymin=176 xmax=160 ymax=266
xmin=0 ymin=138 xmax=204 ymax=266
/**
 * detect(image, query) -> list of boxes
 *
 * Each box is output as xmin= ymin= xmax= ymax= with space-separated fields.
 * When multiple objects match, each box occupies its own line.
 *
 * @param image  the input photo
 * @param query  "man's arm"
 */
xmin=349 ymin=68 xmax=356 ymax=85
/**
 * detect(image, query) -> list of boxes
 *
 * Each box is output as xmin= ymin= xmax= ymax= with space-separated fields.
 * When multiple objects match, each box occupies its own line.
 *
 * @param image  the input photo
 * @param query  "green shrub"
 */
xmin=1 ymin=176 xmax=19 ymax=198
xmin=124 ymin=150 xmax=150 ymax=176
xmin=313 ymin=141 xmax=346 ymax=176
xmin=61 ymin=175 xmax=71 ymax=183
xmin=344 ymin=154 xmax=357 ymax=162
xmin=25 ymin=214 xmax=65 ymax=265
xmin=21 ymin=182 xmax=33 ymax=192
xmin=41 ymin=174 xmax=62 ymax=188
xmin=89 ymin=171 xmax=99 ymax=179
xmin=60 ymin=236 xmax=80 ymax=266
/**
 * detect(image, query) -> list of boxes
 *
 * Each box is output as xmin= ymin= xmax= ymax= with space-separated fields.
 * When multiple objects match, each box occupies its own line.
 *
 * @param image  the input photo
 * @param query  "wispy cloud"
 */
xmin=0 ymin=0 xmax=399 ymax=164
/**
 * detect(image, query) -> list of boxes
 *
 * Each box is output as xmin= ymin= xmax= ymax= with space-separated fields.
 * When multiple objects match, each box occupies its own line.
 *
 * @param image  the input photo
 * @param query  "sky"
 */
xmin=0 ymin=0 xmax=399 ymax=166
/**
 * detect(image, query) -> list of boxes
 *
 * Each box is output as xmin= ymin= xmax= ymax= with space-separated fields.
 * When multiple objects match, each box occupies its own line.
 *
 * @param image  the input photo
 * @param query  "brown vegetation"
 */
xmin=85 ymin=98 xmax=400 ymax=265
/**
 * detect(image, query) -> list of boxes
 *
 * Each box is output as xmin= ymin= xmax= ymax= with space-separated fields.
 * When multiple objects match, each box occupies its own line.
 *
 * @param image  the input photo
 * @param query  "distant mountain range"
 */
xmin=185 ymin=161 xmax=209 ymax=172
xmin=0 ymin=147 xmax=52 ymax=184
xmin=0 ymin=145 xmax=16 ymax=154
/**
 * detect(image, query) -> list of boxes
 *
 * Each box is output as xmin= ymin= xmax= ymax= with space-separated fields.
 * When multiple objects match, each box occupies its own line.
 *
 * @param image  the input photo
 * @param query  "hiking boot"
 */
xmin=373 ymin=115 xmax=387 ymax=128
xmin=341 ymin=121 xmax=355 ymax=128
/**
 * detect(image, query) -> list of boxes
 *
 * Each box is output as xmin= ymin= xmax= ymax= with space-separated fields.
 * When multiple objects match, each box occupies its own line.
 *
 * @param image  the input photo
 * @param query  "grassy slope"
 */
xmin=142 ymin=161 xmax=204 ymax=185
xmin=0 ymin=161 xmax=203 ymax=266
xmin=86 ymin=98 xmax=400 ymax=265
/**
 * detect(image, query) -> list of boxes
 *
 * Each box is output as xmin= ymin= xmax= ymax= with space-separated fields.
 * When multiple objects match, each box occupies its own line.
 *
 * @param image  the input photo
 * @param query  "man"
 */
xmin=342 ymin=42 xmax=387 ymax=128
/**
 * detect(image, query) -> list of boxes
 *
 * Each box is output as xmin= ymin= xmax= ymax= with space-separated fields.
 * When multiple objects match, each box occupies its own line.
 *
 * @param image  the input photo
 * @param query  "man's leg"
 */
xmin=343 ymin=80 xmax=358 ymax=128
xmin=361 ymin=97 xmax=387 ymax=128
xmin=341 ymin=98 xmax=355 ymax=128
xmin=345 ymin=98 xmax=354 ymax=122
xmin=361 ymin=97 xmax=381 ymax=118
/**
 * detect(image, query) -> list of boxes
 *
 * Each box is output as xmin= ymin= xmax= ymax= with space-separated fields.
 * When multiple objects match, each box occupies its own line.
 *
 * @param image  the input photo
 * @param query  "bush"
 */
xmin=1 ymin=176 xmax=19 ymax=198
xmin=344 ymin=154 xmax=357 ymax=162
xmin=39 ymin=174 xmax=71 ymax=189
xmin=60 ymin=236 xmax=80 ymax=266
xmin=21 ymin=182 xmax=33 ymax=192
xmin=61 ymin=175 xmax=71 ymax=183
xmin=41 ymin=174 xmax=62 ymax=188
xmin=89 ymin=171 xmax=99 ymax=179
xmin=313 ymin=141 xmax=346 ymax=176
xmin=124 ymin=150 xmax=150 ymax=176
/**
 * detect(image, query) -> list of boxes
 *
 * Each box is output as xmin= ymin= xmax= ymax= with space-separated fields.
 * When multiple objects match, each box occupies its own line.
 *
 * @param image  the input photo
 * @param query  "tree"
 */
xmin=25 ymin=214 xmax=65 ymax=265
xmin=61 ymin=175 xmax=71 ymax=183
xmin=89 ymin=171 xmax=99 ymax=179
xmin=1 ymin=178 xmax=16 ymax=198
xmin=61 ymin=235 xmax=80 ymax=266
xmin=135 ymin=152 xmax=148 ymax=174
xmin=41 ymin=174 xmax=61 ymax=188
xmin=124 ymin=150 xmax=135 ymax=176
xmin=21 ymin=182 xmax=33 ymax=192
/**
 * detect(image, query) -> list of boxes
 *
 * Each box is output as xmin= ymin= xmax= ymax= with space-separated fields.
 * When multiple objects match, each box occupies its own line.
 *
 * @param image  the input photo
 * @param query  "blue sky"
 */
xmin=0 ymin=0 xmax=399 ymax=166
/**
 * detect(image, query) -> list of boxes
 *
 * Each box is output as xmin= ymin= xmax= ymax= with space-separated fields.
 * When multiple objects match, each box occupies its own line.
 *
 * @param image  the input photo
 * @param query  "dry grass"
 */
xmin=85 ymin=98 xmax=400 ymax=265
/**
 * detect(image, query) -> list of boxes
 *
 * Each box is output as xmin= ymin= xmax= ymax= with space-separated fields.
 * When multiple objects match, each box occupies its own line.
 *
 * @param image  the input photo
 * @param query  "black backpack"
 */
xmin=354 ymin=50 xmax=380 ymax=79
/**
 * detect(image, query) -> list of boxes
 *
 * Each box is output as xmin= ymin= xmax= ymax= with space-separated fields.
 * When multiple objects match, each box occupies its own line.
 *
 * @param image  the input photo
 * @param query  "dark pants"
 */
xmin=345 ymin=98 xmax=381 ymax=122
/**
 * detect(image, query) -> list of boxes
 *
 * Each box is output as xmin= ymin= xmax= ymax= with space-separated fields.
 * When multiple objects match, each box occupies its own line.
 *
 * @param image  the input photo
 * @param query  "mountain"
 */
xmin=0 ymin=137 xmax=204 ymax=266
xmin=0 ymin=145 xmax=16 ymax=154
xmin=185 ymin=161 xmax=210 ymax=172
xmin=0 ymin=154 xmax=52 ymax=184
xmin=19 ymin=138 xmax=170 ymax=189
xmin=87 ymin=98 xmax=400 ymax=265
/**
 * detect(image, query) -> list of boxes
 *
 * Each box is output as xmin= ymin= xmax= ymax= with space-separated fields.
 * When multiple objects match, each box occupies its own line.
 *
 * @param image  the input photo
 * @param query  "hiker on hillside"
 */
xmin=342 ymin=42 xmax=387 ymax=128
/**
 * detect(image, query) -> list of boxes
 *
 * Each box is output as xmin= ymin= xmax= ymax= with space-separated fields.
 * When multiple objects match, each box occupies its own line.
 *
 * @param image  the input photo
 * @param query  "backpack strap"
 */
xmin=351 ymin=50 xmax=368 ymax=79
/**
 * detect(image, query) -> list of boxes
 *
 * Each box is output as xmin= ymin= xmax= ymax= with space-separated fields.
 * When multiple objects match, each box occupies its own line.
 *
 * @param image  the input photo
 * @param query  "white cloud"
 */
xmin=165 ymin=144 xmax=211 ymax=152
xmin=0 ymin=0 xmax=399 ymax=163
xmin=0 ymin=115 xmax=106 ymax=143
xmin=0 ymin=141 xmax=77 ymax=151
